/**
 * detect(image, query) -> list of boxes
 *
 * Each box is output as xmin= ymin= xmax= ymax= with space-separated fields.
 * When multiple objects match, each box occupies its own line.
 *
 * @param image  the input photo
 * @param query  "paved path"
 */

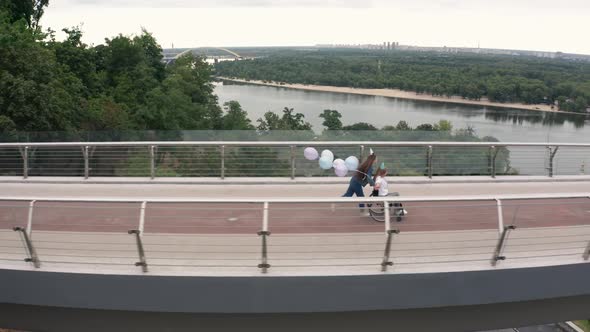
xmin=0 ymin=180 xmax=589 ymax=199
xmin=0 ymin=182 xmax=588 ymax=234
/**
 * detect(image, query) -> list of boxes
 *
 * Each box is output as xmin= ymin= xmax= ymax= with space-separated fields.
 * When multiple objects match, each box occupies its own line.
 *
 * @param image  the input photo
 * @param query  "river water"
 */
xmin=214 ymin=81 xmax=590 ymax=175
xmin=214 ymin=81 xmax=590 ymax=143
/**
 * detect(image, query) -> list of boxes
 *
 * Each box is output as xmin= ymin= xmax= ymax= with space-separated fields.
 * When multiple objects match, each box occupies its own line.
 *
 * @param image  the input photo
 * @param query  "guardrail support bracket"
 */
xmin=257 ymin=230 xmax=271 ymax=273
xmin=381 ymin=229 xmax=400 ymax=272
xmin=13 ymin=226 xmax=40 ymax=268
xmin=492 ymin=225 xmax=516 ymax=266
xmin=129 ymin=229 xmax=148 ymax=272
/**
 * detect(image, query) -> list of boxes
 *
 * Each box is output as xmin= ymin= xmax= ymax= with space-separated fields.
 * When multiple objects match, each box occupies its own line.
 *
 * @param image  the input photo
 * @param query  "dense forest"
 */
xmin=215 ymin=49 xmax=590 ymax=113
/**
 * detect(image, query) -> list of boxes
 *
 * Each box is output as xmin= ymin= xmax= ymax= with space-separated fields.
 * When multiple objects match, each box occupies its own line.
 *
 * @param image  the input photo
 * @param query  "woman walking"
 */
xmin=342 ymin=153 xmax=377 ymax=216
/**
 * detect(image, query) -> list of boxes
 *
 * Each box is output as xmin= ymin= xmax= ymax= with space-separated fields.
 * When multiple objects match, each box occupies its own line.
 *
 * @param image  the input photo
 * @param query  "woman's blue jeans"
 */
xmin=342 ymin=180 xmax=365 ymax=208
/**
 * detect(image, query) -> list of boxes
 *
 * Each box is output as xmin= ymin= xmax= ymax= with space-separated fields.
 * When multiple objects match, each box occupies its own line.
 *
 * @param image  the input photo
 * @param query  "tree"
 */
xmin=257 ymin=107 xmax=312 ymax=131
xmin=319 ymin=109 xmax=343 ymax=130
xmin=50 ymin=26 xmax=101 ymax=96
xmin=435 ymin=120 xmax=453 ymax=131
xmin=134 ymin=28 xmax=166 ymax=82
xmin=342 ymin=122 xmax=377 ymax=131
xmin=395 ymin=120 xmax=411 ymax=131
xmin=215 ymin=49 xmax=590 ymax=112
xmin=222 ymin=101 xmax=254 ymax=130
xmin=415 ymin=124 xmax=435 ymax=131
xmin=135 ymin=52 xmax=222 ymax=130
xmin=0 ymin=13 xmax=84 ymax=131
xmin=0 ymin=115 xmax=16 ymax=132
xmin=256 ymin=112 xmax=281 ymax=131
xmin=574 ymin=97 xmax=588 ymax=113
xmin=81 ymin=96 xmax=130 ymax=130
xmin=0 ymin=0 xmax=48 ymax=30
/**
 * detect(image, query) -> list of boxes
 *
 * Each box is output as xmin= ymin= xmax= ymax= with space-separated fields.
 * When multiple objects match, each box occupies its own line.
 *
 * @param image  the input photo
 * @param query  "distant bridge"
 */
xmin=163 ymin=47 xmax=243 ymax=64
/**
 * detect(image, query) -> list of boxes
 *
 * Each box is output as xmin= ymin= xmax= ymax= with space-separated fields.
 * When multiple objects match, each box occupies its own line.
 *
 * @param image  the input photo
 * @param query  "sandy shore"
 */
xmin=218 ymin=77 xmax=581 ymax=115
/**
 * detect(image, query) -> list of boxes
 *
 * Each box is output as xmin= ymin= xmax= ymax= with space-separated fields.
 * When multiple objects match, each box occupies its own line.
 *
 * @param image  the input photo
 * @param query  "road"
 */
xmin=0 ymin=181 xmax=589 ymax=234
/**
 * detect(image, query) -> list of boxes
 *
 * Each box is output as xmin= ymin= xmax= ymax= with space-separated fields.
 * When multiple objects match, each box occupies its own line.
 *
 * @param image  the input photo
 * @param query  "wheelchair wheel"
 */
xmin=368 ymin=202 xmax=386 ymax=222
xmin=393 ymin=203 xmax=405 ymax=222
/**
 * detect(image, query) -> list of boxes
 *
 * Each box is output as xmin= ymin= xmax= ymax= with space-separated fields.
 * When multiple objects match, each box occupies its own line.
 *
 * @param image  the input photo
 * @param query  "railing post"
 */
xmin=546 ymin=146 xmax=559 ymax=177
xmin=489 ymin=146 xmax=497 ymax=178
xmin=495 ymin=199 xmax=504 ymax=233
xmin=426 ymin=145 xmax=433 ymax=179
xmin=13 ymin=227 xmax=40 ymax=268
xmin=139 ymin=201 xmax=146 ymax=233
xmin=257 ymin=202 xmax=271 ymax=273
xmin=492 ymin=225 xmax=516 ymax=266
xmin=359 ymin=145 xmax=365 ymax=160
xmin=149 ymin=145 xmax=156 ymax=180
xmin=384 ymin=199 xmax=391 ymax=235
xmin=220 ymin=145 xmax=225 ymax=180
xmin=26 ymin=200 xmax=35 ymax=236
xmin=82 ymin=146 xmax=90 ymax=179
xmin=381 ymin=200 xmax=399 ymax=272
xmin=290 ymin=145 xmax=296 ymax=180
xmin=19 ymin=146 xmax=29 ymax=179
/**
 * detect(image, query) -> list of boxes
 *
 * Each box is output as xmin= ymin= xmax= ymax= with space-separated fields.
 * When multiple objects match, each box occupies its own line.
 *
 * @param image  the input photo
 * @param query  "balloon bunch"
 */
xmin=303 ymin=147 xmax=359 ymax=177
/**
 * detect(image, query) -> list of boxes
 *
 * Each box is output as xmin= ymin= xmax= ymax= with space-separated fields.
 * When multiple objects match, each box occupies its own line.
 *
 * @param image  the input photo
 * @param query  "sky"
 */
xmin=43 ymin=0 xmax=590 ymax=54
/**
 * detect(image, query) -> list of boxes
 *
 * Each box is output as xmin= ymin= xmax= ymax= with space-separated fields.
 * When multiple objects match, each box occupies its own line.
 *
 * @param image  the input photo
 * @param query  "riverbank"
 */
xmin=218 ymin=77 xmax=582 ymax=115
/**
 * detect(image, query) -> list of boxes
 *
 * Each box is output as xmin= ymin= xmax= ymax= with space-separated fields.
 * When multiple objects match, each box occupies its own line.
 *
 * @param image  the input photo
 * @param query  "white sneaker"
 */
xmin=360 ymin=208 xmax=370 ymax=217
xmin=395 ymin=209 xmax=408 ymax=216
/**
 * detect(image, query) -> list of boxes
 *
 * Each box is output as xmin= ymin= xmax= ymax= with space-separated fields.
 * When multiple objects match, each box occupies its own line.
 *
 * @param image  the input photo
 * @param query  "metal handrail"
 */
xmin=3 ymin=141 xmax=590 ymax=181
xmin=2 ymin=192 xmax=589 ymax=204
xmin=2 ymin=141 xmax=590 ymax=148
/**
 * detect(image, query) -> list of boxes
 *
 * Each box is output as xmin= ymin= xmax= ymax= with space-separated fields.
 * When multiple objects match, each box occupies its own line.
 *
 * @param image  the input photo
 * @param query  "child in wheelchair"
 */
xmin=371 ymin=163 xmax=408 ymax=220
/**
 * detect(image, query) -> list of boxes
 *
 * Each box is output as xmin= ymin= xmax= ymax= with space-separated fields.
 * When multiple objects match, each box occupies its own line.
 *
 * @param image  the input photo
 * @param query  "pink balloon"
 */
xmin=334 ymin=164 xmax=348 ymax=177
xmin=303 ymin=147 xmax=319 ymax=160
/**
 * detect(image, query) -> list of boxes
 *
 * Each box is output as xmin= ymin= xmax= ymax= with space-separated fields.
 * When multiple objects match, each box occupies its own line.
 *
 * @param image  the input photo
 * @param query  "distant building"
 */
xmin=312 ymin=43 xmax=590 ymax=62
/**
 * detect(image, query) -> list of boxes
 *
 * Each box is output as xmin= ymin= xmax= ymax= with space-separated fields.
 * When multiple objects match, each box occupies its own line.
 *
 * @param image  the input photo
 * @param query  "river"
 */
xmin=214 ymin=81 xmax=590 ymax=143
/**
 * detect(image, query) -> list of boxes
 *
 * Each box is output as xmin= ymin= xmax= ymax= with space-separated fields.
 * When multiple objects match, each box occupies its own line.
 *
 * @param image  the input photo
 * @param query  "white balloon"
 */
xmin=345 ymin=156 xmax=359 ymax=171
xmin=319 ymin=156 xmax=333 ymax=170
xmin=320 ymin=149 xmax=334 ymax=162
xmin=332 ymin=158 xmax=345 ymax=168
xmin=303 ymin=147 xmax=319 ymax=160
xmin=334 ymin=164 xmax=348 ymax=177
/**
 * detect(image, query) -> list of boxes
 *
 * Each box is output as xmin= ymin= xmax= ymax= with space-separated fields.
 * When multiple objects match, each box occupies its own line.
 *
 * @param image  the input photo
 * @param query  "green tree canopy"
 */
xmin=319 ymin=109 xmax=343 ymax=130
xmin=257 ymin=107 xmax=312 ymax=131
xmin=222 ymin=100 xmax=254 ymax=130
xmin=0 ymin=0 xmax=48 ymax=30
xmin=216 ymin=49 xmax=590 ymax=113
xmin=0 ymin=11 xmax=225 ymax=132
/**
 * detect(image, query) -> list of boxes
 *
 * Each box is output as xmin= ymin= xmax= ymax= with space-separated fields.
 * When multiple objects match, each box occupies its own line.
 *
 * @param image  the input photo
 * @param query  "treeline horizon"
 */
xmin=214 ymin=49 xmax=590 ymax=113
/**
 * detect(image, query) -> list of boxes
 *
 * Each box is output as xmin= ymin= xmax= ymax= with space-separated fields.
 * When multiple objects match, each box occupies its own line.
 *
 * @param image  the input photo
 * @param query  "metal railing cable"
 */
xmin=1 ymin=141 xmax=589 ymax=179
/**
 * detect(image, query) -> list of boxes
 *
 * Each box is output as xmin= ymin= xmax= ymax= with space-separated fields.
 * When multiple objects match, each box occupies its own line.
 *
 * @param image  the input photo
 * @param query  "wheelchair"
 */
xmin=367 ymin=192 xmax=406 ymax=222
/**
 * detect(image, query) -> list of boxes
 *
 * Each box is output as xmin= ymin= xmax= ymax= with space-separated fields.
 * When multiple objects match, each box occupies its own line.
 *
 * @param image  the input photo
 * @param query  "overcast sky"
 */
xmin=43 ymin=0 xmax=590 ymax=54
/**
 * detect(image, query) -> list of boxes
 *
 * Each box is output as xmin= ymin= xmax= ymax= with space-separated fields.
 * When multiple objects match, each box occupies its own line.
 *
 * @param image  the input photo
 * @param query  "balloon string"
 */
xmin=354 ymin=170 xmax=368 ymax=176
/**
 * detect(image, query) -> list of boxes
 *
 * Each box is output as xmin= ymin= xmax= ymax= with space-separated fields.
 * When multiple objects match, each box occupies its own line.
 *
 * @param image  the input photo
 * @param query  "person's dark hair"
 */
xmin=355 ymin=154 xmax=377 ymax=180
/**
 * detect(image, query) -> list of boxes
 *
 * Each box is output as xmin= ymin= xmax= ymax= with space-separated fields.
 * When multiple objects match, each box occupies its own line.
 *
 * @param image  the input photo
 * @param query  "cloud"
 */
xmin=57 ymin=0 xmax=376 ymax=8
xmin=52 ymin=0 xmax=590 ymax=11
